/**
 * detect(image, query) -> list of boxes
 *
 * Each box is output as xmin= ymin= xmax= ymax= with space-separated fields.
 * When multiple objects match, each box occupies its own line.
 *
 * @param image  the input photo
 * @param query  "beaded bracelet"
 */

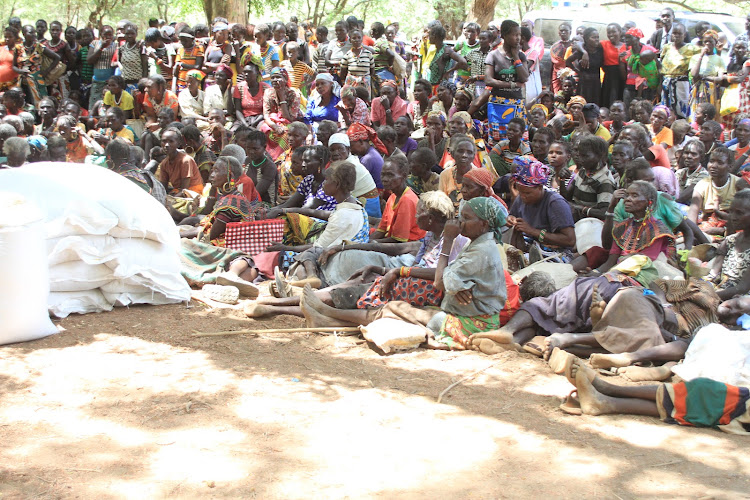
xmin=400 ymin=266 xmax=412 ymax=277
xmin=538 ymin=229 xmax=547 ymax=243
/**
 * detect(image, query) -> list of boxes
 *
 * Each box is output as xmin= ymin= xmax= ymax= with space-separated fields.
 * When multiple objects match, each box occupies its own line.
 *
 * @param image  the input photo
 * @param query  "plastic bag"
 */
xmin=720 ymin=83 xmax=740 ymax=116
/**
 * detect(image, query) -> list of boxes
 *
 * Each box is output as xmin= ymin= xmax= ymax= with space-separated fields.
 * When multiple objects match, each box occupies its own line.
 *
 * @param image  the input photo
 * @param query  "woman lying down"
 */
xmin=296 ymin=196 xmax=509 ymax=349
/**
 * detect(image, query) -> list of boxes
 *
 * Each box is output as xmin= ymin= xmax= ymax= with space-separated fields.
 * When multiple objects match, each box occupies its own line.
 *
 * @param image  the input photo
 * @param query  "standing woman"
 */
xmin=173 ymin=27 xmax=205 ymax=93
xmin=549 ymin=23 xmax=572 ymax=94
xmin=202 ymin=22 xmax=231 ymax=81
xmin=339 ymin=30 xmax=374 ymax=98
xmin=484 ymin=20 xmax=529 ymax=146
xmin=0 ymin=26 xmax=20 ymax=92
xmin=600 ymin=23 xmax=626 ymax=107
xmin=690 ymin=30 xmax=725 ymax=118
xmin=14 ymin=25 xmax=60 ymax=106
xmin=44 ymin=21 xmax=74 ymax=99
xmin=118 ymin=22 xmax=148 ymax=93
xmin=660 ymin=23 xmax=699 ymax=119
xmin=521 ymin=26 xmax=542 ymax=104
xmin=719 ymin=40 xmax=750 ymax=135
xmin=410 ymin=78 xmax=433 ymax=132
xmin=260 ymin=67 xmax=302 ymax=160
xmin=567 ymin=27 xmax=604 ymax=106
xmin=232 ymin=57 xmax=269 ymax=129
xmin=250 ymin=24 xmax=280 ymax=78
xmin=425 ymin=23 xmax=467 ymax=88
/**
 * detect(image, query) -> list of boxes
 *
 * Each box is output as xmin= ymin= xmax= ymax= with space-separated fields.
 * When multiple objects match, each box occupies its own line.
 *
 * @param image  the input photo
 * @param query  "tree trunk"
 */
xmin=436 ymin=0 xmax=466 ymax=39
xmin=467 ymin=0 xmax=499 ymax=30
xmin=202 ymin=0 xmax=248 ymax=24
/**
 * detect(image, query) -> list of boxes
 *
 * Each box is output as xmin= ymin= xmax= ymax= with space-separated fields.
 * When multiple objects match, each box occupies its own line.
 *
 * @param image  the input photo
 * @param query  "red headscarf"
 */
xmin=346 ymin=123 xmax=387 ymax=155
xmin=463 ymin=168 xmax=508 ymax=210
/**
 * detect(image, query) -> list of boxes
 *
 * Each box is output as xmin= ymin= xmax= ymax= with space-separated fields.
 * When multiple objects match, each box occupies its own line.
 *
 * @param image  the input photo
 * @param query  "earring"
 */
xmin=222 ymin=181 xmax=232 ymax=193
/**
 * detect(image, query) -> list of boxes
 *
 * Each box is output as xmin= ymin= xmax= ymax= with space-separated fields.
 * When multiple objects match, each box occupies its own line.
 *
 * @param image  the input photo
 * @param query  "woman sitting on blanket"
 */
xmin=296 ymin=196 xmax=508 ymax=350
xmin=265 ymin=161 xmax=370 ymax=288
xmin=246 ymin=190 xmax=469 ymax=318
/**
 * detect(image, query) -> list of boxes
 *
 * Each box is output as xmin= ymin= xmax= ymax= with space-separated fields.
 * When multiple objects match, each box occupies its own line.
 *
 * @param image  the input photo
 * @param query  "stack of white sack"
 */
xmin=0 ymin=162 xmax=191 ymax=318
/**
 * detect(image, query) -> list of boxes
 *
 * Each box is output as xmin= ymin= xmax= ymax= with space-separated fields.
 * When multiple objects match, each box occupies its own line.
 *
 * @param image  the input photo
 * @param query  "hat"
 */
xmin=315 ymin=72 xmax=335 ymax=83
xmin=582 ymin=103 xmax=600 ymax=118
xmin=160 ymin=26 xmax=175 ymax=38
xmin=178 ymin=31 xmax=194 ymax=39
xmin=213 ymin=22 xmax=229 ymax=32
xmin=328 ymin=133 xmax=350 ymax=147
xmin=625 ymin=27 xmax=644 ymax=39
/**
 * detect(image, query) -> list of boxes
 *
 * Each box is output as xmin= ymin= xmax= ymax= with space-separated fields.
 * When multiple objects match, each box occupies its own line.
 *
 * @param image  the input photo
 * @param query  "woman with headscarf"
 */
xmin=507 ymin=156 xmax=576 ymax=262
xmin=371 ymin=79 xmax=408 ymax=127
xmin=690 ymin=30 xmax=726 ymax=117
xmin=232 ymin=57 xmax=269 ymax=129
xmin=260 ymin=66 xmax=302 ymax=160
xmin=304 ymin=72 xmax=340 ymax=138
xmin=178 ymin=69 xmax=209 ymax=129
xmin=347 ymin=122 xmax=388 ymax=190
xmin=337 ymin=84 xmax=370 ymax=127
xmin=461 ymin=167 xmax=508 ymax=210
xmin=297 ymin=196 xmax=508 ymax=350
xmin=432 ymin=79 xmax=456 ymax=116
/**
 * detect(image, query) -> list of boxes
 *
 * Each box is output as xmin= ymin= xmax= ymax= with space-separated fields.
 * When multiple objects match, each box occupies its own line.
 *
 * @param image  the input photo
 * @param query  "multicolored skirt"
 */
xmin=434 ymin=312 xmax=501 ymax=349
xmin=657 ymin=377 xmax=750 ymax=434
xmin=487 ymin=95 xmax=527 ymax=147
xmin=356 ymin=276 xmax=443 ymax=309
xmin=282 ymin=213 xmax=327 ymax=245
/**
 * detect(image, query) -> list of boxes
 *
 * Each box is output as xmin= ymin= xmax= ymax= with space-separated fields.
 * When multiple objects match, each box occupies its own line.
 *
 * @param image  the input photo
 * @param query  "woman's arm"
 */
xmin=233 ymin=97 xmax=248 ymax=126
xmin=180 ymin=55 xmax=204 ymax=71
xmin=687 ymin=189 xmax=704 ymax=223
xmin=595 ymin=252 xmax=619 ymax=274
xmin=286 ymin=207 xmax=332 ymax=220
xmin=40 ymin=47 xmax=61 ymax=79
xmin=433 ymin=220 xmax=460 ymax=292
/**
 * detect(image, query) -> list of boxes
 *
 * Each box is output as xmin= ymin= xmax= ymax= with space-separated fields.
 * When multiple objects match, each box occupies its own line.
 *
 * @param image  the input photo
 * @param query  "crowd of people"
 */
xmin=2 ymin=10 xmax=750 ymax=434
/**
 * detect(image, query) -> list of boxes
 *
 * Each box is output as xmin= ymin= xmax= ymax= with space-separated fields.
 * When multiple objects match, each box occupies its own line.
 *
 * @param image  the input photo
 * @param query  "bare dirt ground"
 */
xmin=1 ymin=288 xmax=749 ymax=499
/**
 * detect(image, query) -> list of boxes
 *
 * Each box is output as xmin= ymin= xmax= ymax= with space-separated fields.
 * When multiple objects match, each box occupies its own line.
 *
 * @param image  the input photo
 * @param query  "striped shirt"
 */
xmin=341 ymin=48 xmax=373 ymax=77
xmin=573 ymin=166 xmax=616 ymax=207
xmin=281 ymin=60 xmax=314 ymax=89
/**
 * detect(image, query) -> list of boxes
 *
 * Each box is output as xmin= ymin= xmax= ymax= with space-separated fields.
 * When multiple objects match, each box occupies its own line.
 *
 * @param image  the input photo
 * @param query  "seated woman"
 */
xmin=565 ymin=361 xmax=750 ymax=435
xmin=90 ymin=107 xmax=136 ymax=146
xmin=545 ymin=139 xmax=573 ymax=190
xmin=142 ymin=75 xmax=179 ymax=133
xmin=278 ymin=143 xmax=307 ymax=202
xmin=269 ymin=162 xmax=370 ymax=287
xmin=507 ymin=157 xmax=576 ymax=261
xmin=438 ymin=134 xmax=477 ymax=210
xmin=102 ymin=75 xmax=134 ymax=120
xmin=688 ymin=146 xmax=748 ymax=239
xmin=266 ymin=145 xmax=338 ymax=245
xmin=347 ymin=123 xmax=387 ymax=191
xmin=246 ymin=191 xmax=467 ymax=318
xmin=178 ymin=70 xmax=209 ymax=130
xmin=232 ymin=58 xmax=269 ymax=129
xmin=260 ymin=67 xmax=302 ymax=160
xmin=235 ymin=127 xmax=277 ymax=204
xmin=561 ymin=135 xmax=615 ymax=221
xmin=337 ymin=85 xmax=370 ymax=127
xmin=158 ymin=127 xmax=204 ymax=194
xmin=303 ymin=73 xmax=340 ymax=138
xmin=328 ymin=133 xmax=381 ymax=218
xmin=202 ymin=64 xmax=233 ymax=126
xmin=371 ymin=80 xmax=408 ymax=128
xmin=394 ymin=115 xmax=418 ymax=157
xmin=407 ymin=147 xmax=440 ymax=195
xmin=298 ymin=196 xmax=508 ymax=350
xmin=314 ymin=155 xmax=428 ymax=285
xmin=676 ymin=139 xmax=708 ymax=204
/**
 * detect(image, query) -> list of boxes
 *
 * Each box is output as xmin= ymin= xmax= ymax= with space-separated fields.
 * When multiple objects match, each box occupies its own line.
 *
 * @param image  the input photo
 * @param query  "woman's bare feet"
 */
xmin=589 ymin=352 xmax=634 ymax=369
xmin=471 ymin=338 xmax=517 ymax=355
xmin=589 ymin=283 xmax=606 ymax=327
xmin=289 ymin=276 xmax=322 ymax=289
xmin=572 ymin=362 xmax=617 ymax=416
xmin=542 ymin=333 xmax=575 ymax=360
xmin=299 ymin=285 xmax=353 ymax=328
xmin=244 ymin=303 xmax=277 ymax=318
xmin=616 ymin=362 xmax=676 ymax=382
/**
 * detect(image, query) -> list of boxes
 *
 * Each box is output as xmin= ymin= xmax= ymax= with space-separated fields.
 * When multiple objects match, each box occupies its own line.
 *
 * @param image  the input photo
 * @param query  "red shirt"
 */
xmin=378 ymin=187 xmax=426 ymax=242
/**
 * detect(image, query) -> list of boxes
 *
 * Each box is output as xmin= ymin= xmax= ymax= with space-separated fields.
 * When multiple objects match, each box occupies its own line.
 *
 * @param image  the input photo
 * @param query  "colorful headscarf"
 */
xmin=512 ymin=156 xmax=551 ymax=187
xmin=438 ymin=80 xmax=457 ymax=94
xmin=340 ymin=84 xmax=357 ymax=99
xmin=625 ymin=28 xmax=644 ymax=39
xmin=270 ymin=66 xmax=290 ymax=86
xmin=454 ymin=87 xmax=474 ymax=103
xmin=703 ymin=29 xmax=719 ymax=41
xmin=242 ymin=54 xmax=264 ymax=82
xmin=186 ymin=70 xmax=206 ymax=81
xmin=380 ymin=79 xmax=398 ymax=91
xmin=463 ymin=196 xmax=507 ymax=243
xmin=652 ymin=104 xmax=671 ymax=119
xmin=346 ymin=123 xmax=387 ymax=154
xmin=451 ymin=111 xmax=472 ymax=127
xmin=567 ymin=96 xmax=587 ymax=108
xmin=216 ymin=63 xmax=234 ymax=79
xmin=427 ymin=110 xmax=447 ymax=124
xmin=530 ymin=103 xmax=549 ymax=115
xmin=464 ymin=168 xmax=495 ymax=197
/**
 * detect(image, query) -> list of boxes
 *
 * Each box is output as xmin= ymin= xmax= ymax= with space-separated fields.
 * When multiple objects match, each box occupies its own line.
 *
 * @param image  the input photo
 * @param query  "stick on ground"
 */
xmin=437 ymin=362 xmax=499 ymax=404
xmin=193 ymin=326 xmax=362 ymax=337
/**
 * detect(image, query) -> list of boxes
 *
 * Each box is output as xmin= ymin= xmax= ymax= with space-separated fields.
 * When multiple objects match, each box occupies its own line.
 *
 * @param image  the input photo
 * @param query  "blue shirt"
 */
xmin=359 ymin=145 xmax=384 ymax=189
xmin=304 ymin=94 xmax=340 ymax=124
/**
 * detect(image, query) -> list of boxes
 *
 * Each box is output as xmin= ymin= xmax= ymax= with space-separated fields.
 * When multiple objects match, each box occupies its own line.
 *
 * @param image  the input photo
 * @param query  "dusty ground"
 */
xmin=1 ymin=289 xmax=749 ymax=499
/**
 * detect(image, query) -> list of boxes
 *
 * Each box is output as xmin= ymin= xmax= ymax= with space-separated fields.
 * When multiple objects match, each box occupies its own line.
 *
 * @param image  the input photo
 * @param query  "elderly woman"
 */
xmin=328 ymin=132 xmax=381 ymax=217
xmin=337 ymin=85 xmax=370 ymax=127
xmin=1 ymin=136 xmax=29 ymax=167
xmin=690 ymin=29 xmax=725 ymax=118
xmin=232 ymin=57 xmax=269 ymax=129
xmin=299 ymin=196 xmax=507 ymax=350
xmin=507 ymin=157 xmax=576 ymax=261
xmin=178 ymin=69 xmax=209 ymax=129
xmin=371 ymin=80 xmax=407 ymax=127
xmin=246 ymin=191 xmax=468 ymax=318
xmin=303 ymin=73 xmax=340 ymax=135
xmin=260 ymin=67 xmax=302 ymax=160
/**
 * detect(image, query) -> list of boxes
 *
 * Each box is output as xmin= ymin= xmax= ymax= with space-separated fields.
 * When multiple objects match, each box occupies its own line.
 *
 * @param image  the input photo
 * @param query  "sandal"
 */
xmin=274 ymin=266 xmax=292 ymax=298
xmin=522 ymin=336 xmax=547 ymax=357
xmin=216 ymin=273 xmax=260 ymax=299
xmin=559 ymin=390 xmax=582 ymax=415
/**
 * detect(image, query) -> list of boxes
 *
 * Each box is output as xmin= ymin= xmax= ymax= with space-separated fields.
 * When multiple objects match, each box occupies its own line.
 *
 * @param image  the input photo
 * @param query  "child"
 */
xmin=602 ymin=100 xmax=628 ymax=140
xmin=102 ymin=75 xmax=134 ymax=119
xmin=407 ymin=147 xmax=440 ymax=195
xmin=47 ymin=134 xmax=67 ymax=162
xmin=562 ymin=135 xmax=614 ymax=221
xmin=609 ymin=140 xmax=635 ymax=186
xmin=546 ymin=140 xmax=573 ymax=190
xmin=489 ymin=117 xmax=530 ymax=177
xmin=90 ymin=107 xmax=136 ymax=146
xmin=140 ymin=107 xmax=174 ymax=157
xmin=281 ymin=41 xmax=314 ymax=94
xmin=393 ymin=115 xmax=418 ymax=157
xmin=57 ymin=114 xmax=103 ymax=162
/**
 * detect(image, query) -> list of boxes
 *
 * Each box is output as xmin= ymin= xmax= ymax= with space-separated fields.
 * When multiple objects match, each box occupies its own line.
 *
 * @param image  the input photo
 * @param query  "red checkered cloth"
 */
xmin=225 ymin=219 xmax=285 ymax=256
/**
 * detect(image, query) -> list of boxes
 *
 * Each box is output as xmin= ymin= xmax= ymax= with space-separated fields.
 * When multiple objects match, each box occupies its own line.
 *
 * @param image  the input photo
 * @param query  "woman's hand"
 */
xmin=378 ymin=268 xmax=400 ymax=297
xmin=609 ymin=188 xmax=626 ymax=210
xmin=443 ymin=218 xmax=461 ymax=240
xmin=266 ymin=241 xmax=287 ymax=252
xmin=317 ymin=247 xmax=340 ymax=266
xmin=348 ymin=265 xmax=382 ymax=281
xmin=379 ymin=95 xmax=391 ymax=110
xmin=513 ymin=218 xmax=538 ymax=238
xmin=454 ymin=288 xmax=473 ymax=305
xmin=266 ymin=207 xmax=285 ymax=219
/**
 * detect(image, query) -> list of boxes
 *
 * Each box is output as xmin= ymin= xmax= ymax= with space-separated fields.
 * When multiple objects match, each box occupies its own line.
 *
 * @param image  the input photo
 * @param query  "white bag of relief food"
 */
xmin=360 ymin=318 xmax=428 ymax=354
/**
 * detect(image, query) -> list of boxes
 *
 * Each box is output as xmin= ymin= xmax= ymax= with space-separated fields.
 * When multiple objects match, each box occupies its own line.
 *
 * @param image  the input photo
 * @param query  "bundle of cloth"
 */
xmin=0 ymin=163 xmax=191 ymax=317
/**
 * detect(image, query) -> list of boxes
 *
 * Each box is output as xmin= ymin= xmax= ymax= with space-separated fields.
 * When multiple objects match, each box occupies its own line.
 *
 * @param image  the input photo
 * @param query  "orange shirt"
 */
xmin=66 ymin=135 xmax=90 ymax=163
xmin=159 ymin=151 xmax=204 ymax=193
xmin=377 ymin=187 xmax=426 ymax=242
xmin=652 ymin=125 xmax=674 ymax=149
